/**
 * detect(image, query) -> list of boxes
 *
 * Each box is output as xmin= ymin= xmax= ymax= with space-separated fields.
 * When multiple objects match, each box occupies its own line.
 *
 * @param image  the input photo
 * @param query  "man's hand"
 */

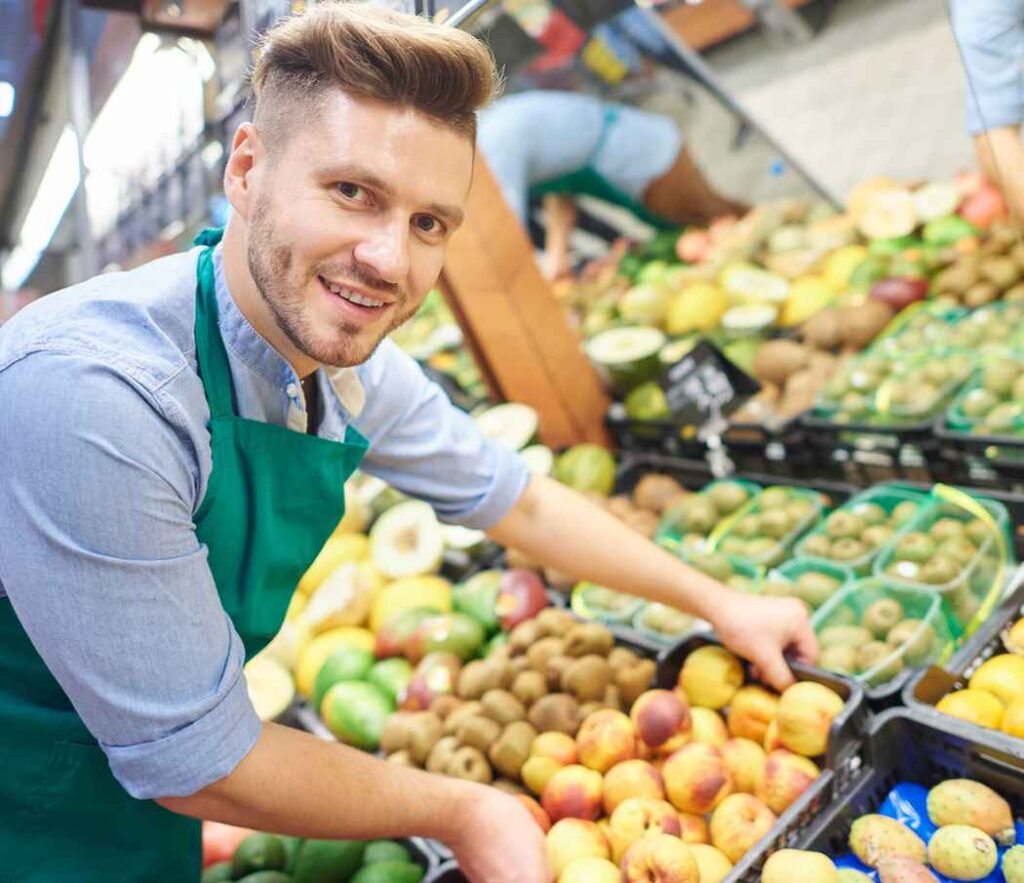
xmin=447 ymin=786 xmax=552 ymax=883
xmin=711 ymin=593 xmax=819 ymax=691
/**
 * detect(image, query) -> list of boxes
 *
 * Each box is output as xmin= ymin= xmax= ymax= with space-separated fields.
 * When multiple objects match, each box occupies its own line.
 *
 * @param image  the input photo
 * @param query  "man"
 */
xmin=950 ymin=0 xmax=1024 ymax=221
xmin=477 ymin=89 xmax=747 ymax=278
xmin=0 ymin=5 xmax=814 ymax=881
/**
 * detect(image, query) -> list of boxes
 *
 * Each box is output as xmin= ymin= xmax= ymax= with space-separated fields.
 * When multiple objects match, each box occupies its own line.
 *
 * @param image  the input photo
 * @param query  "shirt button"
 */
xmin=286 ymin=383 xmax=299 ymax=398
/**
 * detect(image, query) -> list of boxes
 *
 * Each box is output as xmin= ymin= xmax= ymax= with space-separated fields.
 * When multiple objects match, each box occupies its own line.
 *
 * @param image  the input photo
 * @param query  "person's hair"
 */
xmin=251 ymin=1 xmax=498 ymax=147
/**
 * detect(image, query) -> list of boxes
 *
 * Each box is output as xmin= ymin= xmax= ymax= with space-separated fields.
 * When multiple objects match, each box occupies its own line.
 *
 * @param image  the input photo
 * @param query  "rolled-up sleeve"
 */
xmin=354 ymin=340 xmax=530 ymax=529
xmin=0 ymin=352 xmax=261 ymax=799
xmin=951 ymin=0 xmax=1024 ymax=134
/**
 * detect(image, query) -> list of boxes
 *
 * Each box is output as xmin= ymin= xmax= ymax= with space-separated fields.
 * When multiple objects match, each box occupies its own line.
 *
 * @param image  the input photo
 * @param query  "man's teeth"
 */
xmin=324 ymin=279 xmax=385 ymax=308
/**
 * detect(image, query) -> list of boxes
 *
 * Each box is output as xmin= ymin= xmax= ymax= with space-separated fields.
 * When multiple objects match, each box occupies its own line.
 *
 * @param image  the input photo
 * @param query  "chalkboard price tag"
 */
xmin=658 ymin=339 xmax=760 ymax=425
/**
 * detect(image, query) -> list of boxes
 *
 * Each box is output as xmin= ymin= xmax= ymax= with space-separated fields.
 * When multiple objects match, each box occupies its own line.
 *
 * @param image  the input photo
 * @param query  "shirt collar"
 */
xmin=210 ymin=243 xmax=366 ymax=419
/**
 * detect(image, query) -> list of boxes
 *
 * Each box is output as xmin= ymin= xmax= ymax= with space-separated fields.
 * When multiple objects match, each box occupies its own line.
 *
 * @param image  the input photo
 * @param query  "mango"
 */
xmin=969 ymin=654 xmax=1024 ymax=706
xmin=776 ymin=682 xmax=844 ymax=758
xmin=927 ymin=824 xmax=997 ymax=881
xmin=678 ymin=646 xmax=744 ymax=709
xmin=926 ymin=779 xmax=1016 ymax=845
xmin=761 ymin=849 xmax=838 ymax=883
xmin=1003 ymin=696 xmax=1024 ymax=738
xmin=849 ymin=814 xmax=926 ymax=868
xmin=837 ymin=871 xmax=873 ymax=883
xmin=936 ymin=689 xmax=1003 ymax=729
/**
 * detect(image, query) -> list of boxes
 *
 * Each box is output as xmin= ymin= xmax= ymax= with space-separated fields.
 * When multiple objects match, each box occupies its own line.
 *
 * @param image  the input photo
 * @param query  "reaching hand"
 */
xmin=712 ymin=593 xmax=819 ymax=691
xmin=447 ymin=785 xmax=552 ymax=883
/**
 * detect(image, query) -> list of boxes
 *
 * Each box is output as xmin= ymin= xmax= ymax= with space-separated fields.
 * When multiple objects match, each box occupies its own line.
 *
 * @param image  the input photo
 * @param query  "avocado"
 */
xmin=351 ymin=861 xmax=426 ymax=883
xmin=363 ymin=841 xmax=413 ymax=865
xmin=233 ymin=834 xmax=287 ymax=879
xmin=292 ymin=839 xmax=366 ymax=883
xmin=201 ymin=862 xmax=233 ymax=883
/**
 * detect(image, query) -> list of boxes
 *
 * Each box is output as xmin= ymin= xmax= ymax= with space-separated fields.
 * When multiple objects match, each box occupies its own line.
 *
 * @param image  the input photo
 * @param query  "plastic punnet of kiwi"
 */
xmin=713 ymin=486 xmax=823 ymax=567
xmin=947 ymin=356 xmax=1024 ymax=438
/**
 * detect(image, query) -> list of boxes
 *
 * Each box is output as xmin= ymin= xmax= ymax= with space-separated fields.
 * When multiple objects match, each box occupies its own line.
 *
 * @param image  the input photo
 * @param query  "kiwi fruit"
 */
xmin=850 ymin=502 xmax=886 ymax=527
xmin=890 ymin=501 xmax=919 ymax=528
xmin=457 ymin=660 xmax=506 ymax=700
xmin=455 ymin=715 xmax=502 ymax=753
xmin=607 ymin=646 xmax=640 ymax=673
xmin=965 ymin=519 xmax=993 ymax=547
xmin=707 ymin=481 xmax=750 ymax=516
xmin=446 ymin=746 xmax=492 ymax=783
xmin=534 ymin=608 xmax=576 ymax=638
xmin=830 ymin=538 xmax=869 ymax=562
xmin=688 ymin=553 xmax=734 ymax=583
xmin=380 ymin=713 xmax=416 ymax=755
xmin=861 ymin=525 xmax=894 ymax=549
xmin=561 ymin=655 xmax=612 ymax=702
xmin=855 ymin=641 xmax=894 ymax=673
xmin=918 ymin=555 xmax=961 ymax=586
xmin=819 ymin=625 xmax=872 ymax=649
xmin=508 ymin=619 xmax=543 ymax=655
xmin=443 ymin=701 xmax=484 ymax=737
xmin=563 ymin=623 xmax=614 ymax=658
xmin=430 ymin=695 xmax=463 ymax=721
xmin=801 ymin=534 xmax=833 ymax=558
xmin=633 ymin=474 xmax=685 ymax=514
xmin=732 ymin=515 xmax=762 ymax=540
xmin=407 ymin=712 xmax=444 ymax=765
xmin=488 ymin=721 xmax=537 ymax=779
xmin=929 ymin=518 xmax=966 ymax=542
xmin=545 ymin=655 xmax=574 ymax=692
xmin=760 ymin=509 xmax=793 ymax=540
xmin=602 ymin=684 xmax=624 ymax=712
xmin=862 ymin=599 xmax=903 ymax=638
xmin=826 ymin=511 xmax=866 ymax=540
xmin=527 ymin=693 xmax=581 ymax=736
xmin=426 ymin=736 xmax=460 ymax=774
xmin=794 ymin=571 xmax=841 ymax=608
xmin=481 ymin=689 xmax=526 ymax=726
xmin=895 ymin=532 xmax=936 ymax=564
xmin=759 ymin=487 xmax=791 ymax=510
xmin=616 ymin=659 xmax=656 ymax=707
xmin=763 ymin=579 xmax=795 ymax=598
xmin=887 ymin=619 xmax=936 ymax=666
xmin=511 ymin=670 xmax=548 ymax=707
xmin=819 ymin=644 xmax=857 ymax=675
xmin=526 ymin=637 xmax=566 ymax=673
xmin=388 ymin=750 xmax=415 ymax=767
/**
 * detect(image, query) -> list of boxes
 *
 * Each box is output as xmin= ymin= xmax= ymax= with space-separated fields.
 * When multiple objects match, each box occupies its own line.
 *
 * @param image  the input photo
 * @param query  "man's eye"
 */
xmin=415 ymin=215 xmax=441 ymax=233
xmin=338 ymin=182 xmax=365 ymax=200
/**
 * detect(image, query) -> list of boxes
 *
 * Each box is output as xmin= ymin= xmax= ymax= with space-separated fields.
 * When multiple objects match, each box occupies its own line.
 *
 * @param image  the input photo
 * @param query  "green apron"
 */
xmin=0 ymin=227 xmax=368 ymax=882
xmin=529 ymin=107 xmax=677 ymax=232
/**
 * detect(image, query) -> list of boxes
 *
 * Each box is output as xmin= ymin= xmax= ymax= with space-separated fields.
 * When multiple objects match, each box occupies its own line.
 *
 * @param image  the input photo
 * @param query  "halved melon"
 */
xmin=584 ymin=326 xmax=666 ymax=394
xmin=519 ymin=444 xmax=555 ymax=475
xmin=473 ymin=403 xmax=539 ymax=451
xmin=244 ymin=654 xmax=295 ymax=721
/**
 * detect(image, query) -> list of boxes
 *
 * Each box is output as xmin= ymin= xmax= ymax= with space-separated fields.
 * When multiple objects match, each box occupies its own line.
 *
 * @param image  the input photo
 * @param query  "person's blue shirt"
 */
xmin=0 ymin=244 xmax=529 ymax=799
xmin=951 ymin=0 xmax=1024 ymax=134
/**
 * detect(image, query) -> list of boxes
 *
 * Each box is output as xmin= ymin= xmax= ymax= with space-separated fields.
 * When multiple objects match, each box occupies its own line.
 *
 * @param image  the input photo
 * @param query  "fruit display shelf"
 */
xmin=905 ymin=572 xmax=1024 ymax=761
xmin=787 ymin=709 xmax=1024 ymax=881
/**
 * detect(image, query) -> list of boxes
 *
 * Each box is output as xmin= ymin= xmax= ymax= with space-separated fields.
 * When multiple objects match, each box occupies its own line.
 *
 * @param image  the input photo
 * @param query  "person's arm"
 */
xmin=975 ymin=127 xmax=1024 ymax=223
xmin=488 ymin=475 xmax=817 ymax=690
xmin=157 ymin=723 xmax=548 ymax=882
xmin=541 ymin=193 xmax=577 ymax=281
xmin=0 ymin=354 xmax=548 ymax=883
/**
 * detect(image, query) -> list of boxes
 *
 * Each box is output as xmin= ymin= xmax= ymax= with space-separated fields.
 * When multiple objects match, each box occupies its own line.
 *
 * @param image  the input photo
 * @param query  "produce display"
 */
xmin=947 ymin=356 xmax=1024 ymax=439
xmin=201 ymin=823 xmax=428 ymax=883
xmin=761 ymin=559 xmax=853 ymax=612
xmin=928 ymin=609 xmax=1024 ymax=741
xmin=713 ymin=485 xmax=825 ymax=567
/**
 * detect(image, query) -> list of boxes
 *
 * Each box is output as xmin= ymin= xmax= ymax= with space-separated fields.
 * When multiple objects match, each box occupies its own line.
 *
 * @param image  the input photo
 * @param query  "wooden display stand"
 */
xmin=441 ymin=160 xmax=613 ymax=449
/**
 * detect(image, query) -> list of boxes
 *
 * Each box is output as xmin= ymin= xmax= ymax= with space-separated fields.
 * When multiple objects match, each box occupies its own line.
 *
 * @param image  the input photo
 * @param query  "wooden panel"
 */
xmin=443 ymin=160 xmax=612 ymax=448
xmin=663 ymin=0 xmax=812 ymax=51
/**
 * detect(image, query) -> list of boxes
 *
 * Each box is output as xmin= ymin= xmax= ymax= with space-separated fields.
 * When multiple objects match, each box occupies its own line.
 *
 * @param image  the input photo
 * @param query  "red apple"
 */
xmin=202 ymin=821 xmax=253 ymax=868
xmin=960 ymin=184 xmax=1007 ymax=229
xmin=400 ymin=652 xmax=461 ymax=711
xmin=496 ymin=568 xmax=549 ymax=630
xmin=869 ymin=276 xmax=928 ymax=311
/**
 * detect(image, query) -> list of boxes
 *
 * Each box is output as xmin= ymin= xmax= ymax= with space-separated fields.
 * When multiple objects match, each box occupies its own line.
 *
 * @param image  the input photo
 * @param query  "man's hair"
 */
xmin=251 ymin=2 xmax=498 ymax=146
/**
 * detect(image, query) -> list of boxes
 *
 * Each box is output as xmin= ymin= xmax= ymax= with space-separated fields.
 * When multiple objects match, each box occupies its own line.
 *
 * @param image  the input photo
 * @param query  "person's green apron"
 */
xmin=529 ymin=106 xmax=677 ymax=231
xmin=0 ymin=227 xmax=368 ymax=882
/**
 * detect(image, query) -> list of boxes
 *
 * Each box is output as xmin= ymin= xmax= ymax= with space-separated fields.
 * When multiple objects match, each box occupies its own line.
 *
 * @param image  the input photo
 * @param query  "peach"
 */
xmin=517 ymin=793 xmax=552 ymax=833
xmin=532 ymin=731 xmax=578 ymax=766
xmin=663 ymin=743 xmax=734 ymax=815
xmin=523 ymin=756 xmax=564 ymax=796
xmin=631 ymin=689 xmax=692 ymax=753
xmin=756 ymin=749 xmax=820 ymax=814
xmin=709 ymin=793 xmax=777 ymax=863
xmin=721 ymin=738 xmax=767 ymax=795
xmin=608 ymin=797 xmax=682 ymax=863
xmin=689 ymin=707 xmax=729 ymax=747
xmin=559 ymin=856 xmax=621 ymax=883
xmin=727 ymin=685 xmax=780 ymax=743
xmin=763 ymin=719 xmax=783 ymax=752
xmin=688 ymin=844 xmax=733 ymax=883
xmin=776 ymin=682 xmax=844 ymax=758
xmin=603 ymin=759 xmax=665 ymax=815
xmin=577 ymin=709 xmax=638 ymax=773
xmin=621 ymin=833 xmax=699 ymax=883
xmin=761 ymin=848 xmax=838 ymax=883
xmin=542 ymin=764 xmax=604 ymax=822
xmin=678 ymin=646 xmax=744 ymax=709
xmin=678 ymin=812 xmax=710 ymax=845
xmin=546 ymin=818 xmax=610 ymax=879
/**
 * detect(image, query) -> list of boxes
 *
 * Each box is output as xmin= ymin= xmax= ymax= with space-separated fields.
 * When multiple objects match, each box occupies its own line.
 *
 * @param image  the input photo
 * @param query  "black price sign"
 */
xmin=658 ymin=340 xmax=760 ymax=425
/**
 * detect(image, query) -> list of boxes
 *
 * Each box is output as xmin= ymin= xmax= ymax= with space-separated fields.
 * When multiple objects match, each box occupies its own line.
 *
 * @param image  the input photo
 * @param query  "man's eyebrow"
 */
xmin=316 ymin=161 xmax=465 ymax=229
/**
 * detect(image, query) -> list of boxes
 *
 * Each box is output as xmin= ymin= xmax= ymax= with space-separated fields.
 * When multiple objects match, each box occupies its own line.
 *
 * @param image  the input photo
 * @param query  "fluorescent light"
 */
xmin=0 ymin=81 xmax=14 ymax=118
xmin=1 ymin=125 xmax=81 ymax=290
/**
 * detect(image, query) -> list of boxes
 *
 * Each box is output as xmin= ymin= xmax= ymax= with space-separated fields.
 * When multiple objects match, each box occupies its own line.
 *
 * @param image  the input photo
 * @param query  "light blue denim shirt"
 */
xmin=0 ymin=244 xmax=529 ymax=800
xmin=951 ymin=0 xmax=1024 ymax=135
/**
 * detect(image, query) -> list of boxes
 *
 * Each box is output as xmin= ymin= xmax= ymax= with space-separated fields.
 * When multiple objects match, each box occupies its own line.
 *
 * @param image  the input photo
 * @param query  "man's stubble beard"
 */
xmin=246 ymin=202 xmax=416 ymax=368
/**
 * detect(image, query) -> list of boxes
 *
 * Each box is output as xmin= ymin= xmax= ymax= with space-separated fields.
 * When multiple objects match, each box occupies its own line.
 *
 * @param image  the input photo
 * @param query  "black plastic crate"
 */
xmin=794 ymin=709 xmax=1024 ymax=863
xmin=801 ymin=412 xmax=958 ymax=486
xmin=935 ymin=416 xmax=1024 ymax=489
xmin=904 ymin=571 xmax=1024 ymax=761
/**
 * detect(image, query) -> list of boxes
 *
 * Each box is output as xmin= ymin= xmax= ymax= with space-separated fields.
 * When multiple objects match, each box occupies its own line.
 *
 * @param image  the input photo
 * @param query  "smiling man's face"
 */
xmin=243 ymin=91 xmax=473 ymax=368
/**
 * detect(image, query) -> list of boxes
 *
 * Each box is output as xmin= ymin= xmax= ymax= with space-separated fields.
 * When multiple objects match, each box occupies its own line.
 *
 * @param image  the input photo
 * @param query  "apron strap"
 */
xmin=193 ymin=228 xmax=238 ymax=421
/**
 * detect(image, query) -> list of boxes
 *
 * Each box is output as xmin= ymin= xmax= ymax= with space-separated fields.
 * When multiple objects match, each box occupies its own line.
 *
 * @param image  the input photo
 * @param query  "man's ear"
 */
xmin=223 ymin=123 xmax=263 ymax=220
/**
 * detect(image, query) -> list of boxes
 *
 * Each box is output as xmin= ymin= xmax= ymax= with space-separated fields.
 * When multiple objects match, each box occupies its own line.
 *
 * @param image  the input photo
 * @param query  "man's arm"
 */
xmin=542 ymin=193 xmax=576 ymax=281
xmin=488 ymin=475 xmax=817 ymax=690
xmin=975 ymin=127 xmax=1024 ymax=224
xmin=158 ymin=723 xmax=549 ymax=883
